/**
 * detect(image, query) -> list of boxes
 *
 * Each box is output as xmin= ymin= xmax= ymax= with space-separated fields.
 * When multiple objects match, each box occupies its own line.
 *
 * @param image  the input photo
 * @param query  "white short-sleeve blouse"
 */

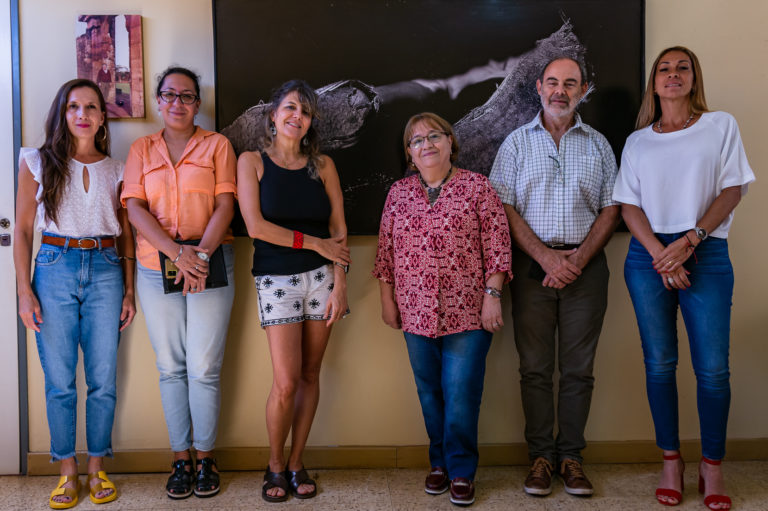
xmin=613 ymin=111 xmax=754 ymax=238
xmin=20 ymin=147 xmax=124 ymax=237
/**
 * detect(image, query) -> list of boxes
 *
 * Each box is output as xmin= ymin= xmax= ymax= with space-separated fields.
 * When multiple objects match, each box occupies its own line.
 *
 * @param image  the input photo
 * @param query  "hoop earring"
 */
xmin=98 ymin=125 xmax=107 ymax=142
xmin=302 ymin=136 xmax=309 ymax=147
xmin=270 ymin=123 xmax=277 ymax=136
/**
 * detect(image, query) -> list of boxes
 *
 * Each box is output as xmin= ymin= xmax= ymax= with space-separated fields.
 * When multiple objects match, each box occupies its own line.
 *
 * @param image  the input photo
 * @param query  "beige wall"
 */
xmin=20 ymin=0 xmax=768 ymax=457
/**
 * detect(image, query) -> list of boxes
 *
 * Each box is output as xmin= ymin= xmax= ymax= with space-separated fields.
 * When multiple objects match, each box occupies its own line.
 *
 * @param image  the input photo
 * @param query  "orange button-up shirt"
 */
xmin=121 ymin=127 xmax=237 ymax=270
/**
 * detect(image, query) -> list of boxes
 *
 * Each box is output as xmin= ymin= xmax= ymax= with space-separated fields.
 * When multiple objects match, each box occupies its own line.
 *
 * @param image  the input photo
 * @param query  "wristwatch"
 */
xmin=694 ymin=226 xmax=708 ymax=241
xmin=197 ymin=251 xmax=210 ymax=262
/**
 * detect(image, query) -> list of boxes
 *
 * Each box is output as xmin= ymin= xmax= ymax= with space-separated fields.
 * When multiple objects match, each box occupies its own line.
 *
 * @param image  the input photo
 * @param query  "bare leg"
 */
xmin=657 ymin=449 xmax=684 ymax=505
xmin=286 ymin=320 xmax=333 ymax=495
xmin=699 ymin=459 xmax=728 ymax=509
xmin=87 ymin=456 xmax=115 ymax=500
xmin=52 ymin=457 xmax=78 ymax=504
xmin=264 ymin=322 xmax=304 ymax=498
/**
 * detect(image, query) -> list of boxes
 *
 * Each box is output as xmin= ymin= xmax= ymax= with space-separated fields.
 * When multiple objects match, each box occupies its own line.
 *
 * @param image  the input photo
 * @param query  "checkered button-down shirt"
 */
xmin=489 ymin=112 xmax=618 ymax=245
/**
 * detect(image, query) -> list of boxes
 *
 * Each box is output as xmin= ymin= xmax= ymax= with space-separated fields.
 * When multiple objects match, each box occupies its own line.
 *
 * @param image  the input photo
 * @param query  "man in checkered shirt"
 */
xmin=489 ymin=56 xmax=620 ymax=498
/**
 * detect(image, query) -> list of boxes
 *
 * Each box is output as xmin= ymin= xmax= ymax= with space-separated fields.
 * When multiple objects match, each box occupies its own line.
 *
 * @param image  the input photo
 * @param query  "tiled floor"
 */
xmin=2 ymin=462 xmax=768 ymax=510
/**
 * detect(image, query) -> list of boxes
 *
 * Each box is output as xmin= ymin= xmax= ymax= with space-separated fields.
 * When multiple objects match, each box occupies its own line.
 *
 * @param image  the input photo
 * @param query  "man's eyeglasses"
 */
xmin=409 ymin=131 xmax=448 ymax=149
xmin=158 ymin=91 xmax=199 ymax=105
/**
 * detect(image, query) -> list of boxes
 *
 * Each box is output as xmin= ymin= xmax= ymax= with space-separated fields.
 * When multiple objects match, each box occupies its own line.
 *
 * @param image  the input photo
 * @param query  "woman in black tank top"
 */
xmin=237 ymin=80 xmax=350 ymax=503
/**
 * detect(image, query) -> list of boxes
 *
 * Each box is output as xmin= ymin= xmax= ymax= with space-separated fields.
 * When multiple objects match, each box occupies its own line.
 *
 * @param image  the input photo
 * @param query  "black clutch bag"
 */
xmin=158 ymin=240 xmax=228 ymax=294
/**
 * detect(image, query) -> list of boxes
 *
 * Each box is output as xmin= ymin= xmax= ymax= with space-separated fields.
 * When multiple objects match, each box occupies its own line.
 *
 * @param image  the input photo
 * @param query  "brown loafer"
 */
xmin=425 ymin=466 xmax=449 ymax=495
xmin=449 ymin=477 xmax=475 ymax=506
xmin=560 ymin=458 xmax=594 ymax=496
xmin=524 ymin=457 xmax=553 ymax=496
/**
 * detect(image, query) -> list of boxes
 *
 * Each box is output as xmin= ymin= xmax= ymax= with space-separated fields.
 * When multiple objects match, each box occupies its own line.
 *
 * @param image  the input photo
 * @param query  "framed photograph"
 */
xmin=214 ymin=1 xmax=644 ymax=234
xmin=76 ymin=15 xmax=145 ymax=118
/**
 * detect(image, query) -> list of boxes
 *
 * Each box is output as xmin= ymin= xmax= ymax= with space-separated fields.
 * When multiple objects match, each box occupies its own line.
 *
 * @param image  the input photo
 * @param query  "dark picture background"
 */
xmin=214 ymin=0 xmax=644 ymax=235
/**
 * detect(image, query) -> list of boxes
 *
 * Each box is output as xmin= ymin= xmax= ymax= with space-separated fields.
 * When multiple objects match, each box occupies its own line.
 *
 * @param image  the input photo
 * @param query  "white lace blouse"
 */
xmin=20 ymin=147 xmax=124 ymax=237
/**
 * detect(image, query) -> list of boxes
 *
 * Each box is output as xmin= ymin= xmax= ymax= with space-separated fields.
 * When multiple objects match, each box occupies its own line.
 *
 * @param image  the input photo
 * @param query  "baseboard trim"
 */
xmin=27 ymin=438 xmax=768 ymax=475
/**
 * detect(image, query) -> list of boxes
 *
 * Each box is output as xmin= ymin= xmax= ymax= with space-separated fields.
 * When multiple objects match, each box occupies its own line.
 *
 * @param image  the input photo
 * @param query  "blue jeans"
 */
xmin=403 ymin=329 xmax=492 ymax=480
xmin=624 ymin=234 xmax=733 ymax=460
xmin=136 ymin=244 xmax=235 ymax=452
xmin=32 ymin=237 xmax=124 ymax=461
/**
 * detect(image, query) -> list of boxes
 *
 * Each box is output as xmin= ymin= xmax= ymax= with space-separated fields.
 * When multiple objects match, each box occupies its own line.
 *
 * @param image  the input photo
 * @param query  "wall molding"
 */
xmin=28 ymin=438 xmax=768 ymax=475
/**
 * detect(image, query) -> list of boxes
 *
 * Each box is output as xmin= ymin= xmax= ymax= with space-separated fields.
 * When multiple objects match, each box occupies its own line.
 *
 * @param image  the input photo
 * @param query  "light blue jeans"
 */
xmin=32 ymin=236 xmax=124 ymax=461
xmin=136 ymin=244 xmax=235 ymax=452
xmin=624 ymin=234 xmax=733 ymax=460
xmin=403 ymin=329 xmax=492 ymax=480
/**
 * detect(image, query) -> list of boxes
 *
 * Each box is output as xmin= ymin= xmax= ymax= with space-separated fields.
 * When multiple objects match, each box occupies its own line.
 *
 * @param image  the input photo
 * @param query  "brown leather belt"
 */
xmin=41 ymin=235 xmax=116 ymax=249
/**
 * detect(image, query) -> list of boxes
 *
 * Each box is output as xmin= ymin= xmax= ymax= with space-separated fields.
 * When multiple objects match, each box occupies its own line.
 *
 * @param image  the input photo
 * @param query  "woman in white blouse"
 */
xmin=613 ymin=47 xmax=754 ymax=510
xmin=14 ymin=79 xmax=136 ymax=509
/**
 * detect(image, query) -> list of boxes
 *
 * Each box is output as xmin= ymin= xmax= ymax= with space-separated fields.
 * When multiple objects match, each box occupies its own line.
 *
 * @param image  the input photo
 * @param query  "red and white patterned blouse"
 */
xmin=373 ymin=169 xmax=512 ymax=338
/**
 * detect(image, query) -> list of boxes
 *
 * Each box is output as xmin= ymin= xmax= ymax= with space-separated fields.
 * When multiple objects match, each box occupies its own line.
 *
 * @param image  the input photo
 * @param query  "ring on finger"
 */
xmin=667 ymin=277 xmax=674 ymax=284
xmin=195 ymin=264 xmax=199 ymax=271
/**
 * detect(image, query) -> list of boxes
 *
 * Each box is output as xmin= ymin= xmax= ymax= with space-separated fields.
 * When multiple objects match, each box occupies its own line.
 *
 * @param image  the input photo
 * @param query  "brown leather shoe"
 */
xmin=424 ymin=466 xmax=449 ymax=495
xmin=560 ymin=458 xmax=594 ymax=496
xmin=524 ymin=457 xmax=553 ymax=496
xmin=449 ymin=477 xmax=475 ymax=506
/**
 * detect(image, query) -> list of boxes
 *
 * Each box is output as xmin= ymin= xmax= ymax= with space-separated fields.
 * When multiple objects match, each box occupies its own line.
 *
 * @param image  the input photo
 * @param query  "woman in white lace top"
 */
xmin=13 ymin=79 xmax=136 ymax=509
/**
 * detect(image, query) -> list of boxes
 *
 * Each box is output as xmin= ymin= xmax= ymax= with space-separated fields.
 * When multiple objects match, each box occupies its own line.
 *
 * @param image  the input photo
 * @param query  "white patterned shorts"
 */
xmin=254 ymin=264 xmax=339 ymax=327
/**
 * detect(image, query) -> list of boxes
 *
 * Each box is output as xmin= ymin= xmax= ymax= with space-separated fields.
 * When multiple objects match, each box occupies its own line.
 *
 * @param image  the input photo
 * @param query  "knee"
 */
xmin=271 ymin=377 xmax=299 ymax=402
xmin=694 ymin=364 xmax=730 ymax=391
xmin=300 ymin=366 xmax=321 ymax=387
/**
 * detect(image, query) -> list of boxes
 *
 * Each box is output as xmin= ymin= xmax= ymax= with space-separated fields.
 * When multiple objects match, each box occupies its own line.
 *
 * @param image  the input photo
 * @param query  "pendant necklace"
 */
xmin=419 ymin=166 xmax=453 ymax=205
xmin=656 ymin=113 xmax=694 ymax=133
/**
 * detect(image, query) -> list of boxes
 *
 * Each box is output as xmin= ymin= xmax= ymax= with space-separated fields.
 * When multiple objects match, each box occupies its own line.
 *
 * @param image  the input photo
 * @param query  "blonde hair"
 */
xmin=635 ymin=46 xmax=709 ymax=130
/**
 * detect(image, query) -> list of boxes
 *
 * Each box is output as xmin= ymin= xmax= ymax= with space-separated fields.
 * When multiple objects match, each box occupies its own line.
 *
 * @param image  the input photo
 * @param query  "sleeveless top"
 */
xmin=251 ymin=153 xmax=332 ymax=276
xmin=20 ymin=147 xmax=124 ymax=237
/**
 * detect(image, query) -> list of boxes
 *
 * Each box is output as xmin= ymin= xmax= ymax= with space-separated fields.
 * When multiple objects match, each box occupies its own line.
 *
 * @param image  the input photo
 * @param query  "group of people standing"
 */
xmin=14 ymin=45 xmax=752 ymax=511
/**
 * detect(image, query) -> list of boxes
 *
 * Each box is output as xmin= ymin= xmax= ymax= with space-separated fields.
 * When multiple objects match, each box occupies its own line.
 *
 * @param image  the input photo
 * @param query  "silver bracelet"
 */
xmin=171 ymin=244 xmax=183 ymax=264
xmin=484 ymin=286 xmax=502 ymax=299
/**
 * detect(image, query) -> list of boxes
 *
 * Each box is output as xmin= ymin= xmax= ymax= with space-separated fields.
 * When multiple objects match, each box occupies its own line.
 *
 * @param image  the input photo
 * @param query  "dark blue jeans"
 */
xmin=403 ymin=329 xmax=492 ymax=480
xmin=624 ymin=234 xmax=733 ymax=460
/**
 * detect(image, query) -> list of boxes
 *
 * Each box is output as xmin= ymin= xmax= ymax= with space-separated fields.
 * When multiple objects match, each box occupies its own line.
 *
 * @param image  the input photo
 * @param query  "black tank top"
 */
xmin=251 ymin=153 xmax=332 ymax=276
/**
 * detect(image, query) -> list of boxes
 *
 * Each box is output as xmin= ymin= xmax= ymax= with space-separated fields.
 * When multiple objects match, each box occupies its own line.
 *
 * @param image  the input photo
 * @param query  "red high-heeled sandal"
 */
xmin=699 ymin=457 xmax=731 ymax=510
xmin=656 ymin=452 xmax=684 ymax=506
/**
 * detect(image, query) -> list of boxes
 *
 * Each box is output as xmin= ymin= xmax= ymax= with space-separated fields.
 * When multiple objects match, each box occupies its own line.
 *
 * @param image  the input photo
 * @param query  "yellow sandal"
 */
xmin=88 ymin=470 xmax=118 ymax=504
xmin=49 ymin=475 xmax=80 ymax=509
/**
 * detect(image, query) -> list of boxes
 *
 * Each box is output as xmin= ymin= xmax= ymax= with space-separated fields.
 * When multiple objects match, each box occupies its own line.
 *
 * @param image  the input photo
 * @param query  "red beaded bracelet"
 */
xmin=292 ymin=231 xmax=304 ymax=249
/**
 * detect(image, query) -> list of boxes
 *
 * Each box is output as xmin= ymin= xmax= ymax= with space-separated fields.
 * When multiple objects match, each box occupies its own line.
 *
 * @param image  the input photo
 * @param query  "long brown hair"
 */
xmin=262 ymin=79 xmax=322 ymax=179
xmin=39 ymin=79 xmax=110 ymax=224
xmin=635 ymin=46 xmax=709 ymax=130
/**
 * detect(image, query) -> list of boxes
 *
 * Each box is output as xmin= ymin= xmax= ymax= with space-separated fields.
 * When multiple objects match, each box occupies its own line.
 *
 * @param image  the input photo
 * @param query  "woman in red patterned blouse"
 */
xmin=373 ymin=112 xmax=512 ymax=506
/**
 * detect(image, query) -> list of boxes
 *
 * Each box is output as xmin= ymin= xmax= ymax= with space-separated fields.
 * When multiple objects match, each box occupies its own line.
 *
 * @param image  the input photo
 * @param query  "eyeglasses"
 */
xmin=408 ymin=131 xmax=448 ymax=149
xmin=158 ymin=91 xmax=199 ymax=105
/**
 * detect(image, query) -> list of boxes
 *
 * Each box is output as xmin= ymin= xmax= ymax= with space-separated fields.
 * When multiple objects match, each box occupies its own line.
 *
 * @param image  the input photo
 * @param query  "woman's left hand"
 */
xmin=652 ymin=234 xmax=695 ymax=273
xmin=662 ymin=265 xmax=691 ymax=290
xmin=481 ymin=294 xmax=504 ymax=333
xmin=325 ymin=285 xmax=348 ymax=327
xmin=119 ymin=291 xmax=137 ymax=331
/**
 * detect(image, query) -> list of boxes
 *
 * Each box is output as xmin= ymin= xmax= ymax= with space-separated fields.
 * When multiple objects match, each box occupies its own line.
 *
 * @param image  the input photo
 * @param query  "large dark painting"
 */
xmin=214 ymin=0 xmax=644 ymax=234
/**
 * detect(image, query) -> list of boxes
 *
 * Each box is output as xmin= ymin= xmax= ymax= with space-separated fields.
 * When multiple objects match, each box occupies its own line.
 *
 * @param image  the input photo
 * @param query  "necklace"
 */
xmin=419 ymin=166 xmax=453 ymax=205
xmin=656 ymin=113 xmax=695 ymax=133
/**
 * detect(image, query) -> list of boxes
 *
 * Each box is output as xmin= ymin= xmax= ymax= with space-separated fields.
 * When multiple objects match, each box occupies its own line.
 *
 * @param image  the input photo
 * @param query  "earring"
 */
xmin=270 ymin=123 xmax=277 ymax=136
xmin=98 ymin=125 xmax=107 ymax=142
xmin=302 ymin=136 xmax=309 ymax=147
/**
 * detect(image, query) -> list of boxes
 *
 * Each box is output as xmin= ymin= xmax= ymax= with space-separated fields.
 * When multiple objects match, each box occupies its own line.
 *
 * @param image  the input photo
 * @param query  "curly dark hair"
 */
xmin=262 ymin=79 xmax=323 ymax=179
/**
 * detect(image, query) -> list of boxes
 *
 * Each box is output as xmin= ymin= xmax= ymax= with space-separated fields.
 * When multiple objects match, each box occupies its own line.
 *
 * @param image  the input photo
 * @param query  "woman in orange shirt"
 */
xmin=122 ymin=67 xmax=236 ymax=500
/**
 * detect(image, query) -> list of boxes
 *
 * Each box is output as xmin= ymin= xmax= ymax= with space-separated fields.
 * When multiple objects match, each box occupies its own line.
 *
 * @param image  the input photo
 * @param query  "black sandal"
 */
xmin=166 ymin=459 xmax=193 ymax=499
xmin=262 ymin=466 xmax=289 ymax=503
xmin=285 ymin=467 xmax=317 ymax=499
xmin=194 ymin=457 xmax=220 ymax=498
